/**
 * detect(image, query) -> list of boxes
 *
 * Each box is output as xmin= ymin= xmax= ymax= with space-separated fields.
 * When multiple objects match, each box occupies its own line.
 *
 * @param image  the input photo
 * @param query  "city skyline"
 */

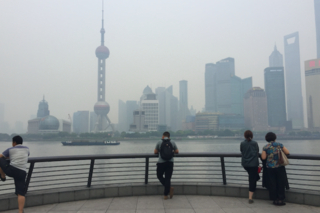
xmin=0 ymin=1 xmax=317 ymax=130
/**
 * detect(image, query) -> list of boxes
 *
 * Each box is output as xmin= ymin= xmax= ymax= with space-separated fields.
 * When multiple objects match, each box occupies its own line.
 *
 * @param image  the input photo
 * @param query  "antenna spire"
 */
xmin=100 ymin=0 xmax=105 ymax=45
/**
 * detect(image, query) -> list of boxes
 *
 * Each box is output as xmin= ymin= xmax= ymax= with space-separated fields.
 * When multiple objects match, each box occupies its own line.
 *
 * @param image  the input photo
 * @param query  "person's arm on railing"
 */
xmin=154 ymin=149 xmax=158 ymax=154
xmin=174 ymin=149 xmax=179 ymax=154
xmin=283 ymin=147 xmax=290 ymax=155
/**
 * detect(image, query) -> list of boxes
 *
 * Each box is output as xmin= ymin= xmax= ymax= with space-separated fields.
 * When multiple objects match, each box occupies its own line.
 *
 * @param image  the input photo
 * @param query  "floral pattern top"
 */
xmin=263 ymin=142 xmax=284 ymax=168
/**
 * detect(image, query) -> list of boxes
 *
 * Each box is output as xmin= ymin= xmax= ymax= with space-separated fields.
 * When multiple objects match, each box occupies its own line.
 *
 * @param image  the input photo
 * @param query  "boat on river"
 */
xmin=61 ymin=140 xmax=120 ymax=146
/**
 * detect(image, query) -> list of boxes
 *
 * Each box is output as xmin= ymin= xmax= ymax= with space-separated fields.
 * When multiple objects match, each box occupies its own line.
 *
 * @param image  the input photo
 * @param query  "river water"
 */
xmin=0 ymin=139 xmax=319 ymax=157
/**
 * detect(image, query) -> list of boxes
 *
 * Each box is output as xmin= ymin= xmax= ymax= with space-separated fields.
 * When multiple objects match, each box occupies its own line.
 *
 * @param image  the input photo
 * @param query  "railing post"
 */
xmin=87 ymin=159 xmax=95 ymax=187
xmin=145 ymin=157 xmax=149 ymax=184
xmin=25 ymin=162 xmax=35 ymax=195
xmin=220 ymin=157 xmax=227 ymax=185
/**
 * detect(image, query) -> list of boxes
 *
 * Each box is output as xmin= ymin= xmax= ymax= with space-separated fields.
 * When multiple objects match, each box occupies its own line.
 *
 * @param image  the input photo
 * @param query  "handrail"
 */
xmin=0 ymin=152 xmax=319 ymax=196
xmin=27 ymin=152 xmax=320 ymax=162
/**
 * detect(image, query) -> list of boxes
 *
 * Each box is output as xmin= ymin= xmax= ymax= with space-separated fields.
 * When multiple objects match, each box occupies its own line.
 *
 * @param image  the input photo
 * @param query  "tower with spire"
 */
xmin=269 ymin=45 xmax=283 ymax=67
xmin=93 ymin=0 xmax=114 ymax=132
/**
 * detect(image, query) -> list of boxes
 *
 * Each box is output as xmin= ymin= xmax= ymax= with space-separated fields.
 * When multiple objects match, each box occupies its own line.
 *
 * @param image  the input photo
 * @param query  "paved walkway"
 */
xmin=2 ymin=195 xmax=320 ymax=213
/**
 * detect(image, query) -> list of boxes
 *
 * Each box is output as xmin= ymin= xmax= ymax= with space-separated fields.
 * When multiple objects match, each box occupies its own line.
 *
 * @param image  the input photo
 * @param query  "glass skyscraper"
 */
xmin=284 ymin=32 xmax=304 ymax=129
xmin=264 ymin=67 xmax=287 ymax=127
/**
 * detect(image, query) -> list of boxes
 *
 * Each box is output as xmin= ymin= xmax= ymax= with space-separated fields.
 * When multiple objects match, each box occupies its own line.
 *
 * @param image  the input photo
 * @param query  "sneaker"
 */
xmin=169 ymin=187 xmax=174 ymax=199
xmin=164 ymin=196 xmax=168 ymax=200
xmin=249 ymin=199 xmax=254 ymax=204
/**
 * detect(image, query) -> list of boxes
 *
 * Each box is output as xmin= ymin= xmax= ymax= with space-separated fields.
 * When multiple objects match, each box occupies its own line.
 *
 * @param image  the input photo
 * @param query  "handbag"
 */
xmin=278 ymin=146 xmax=289 ymax=166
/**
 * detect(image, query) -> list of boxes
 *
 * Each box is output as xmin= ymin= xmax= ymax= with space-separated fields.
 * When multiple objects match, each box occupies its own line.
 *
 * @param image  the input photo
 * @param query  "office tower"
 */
xmin=93 ymin=4 xmax=113 ymax=132
xmin=218 ymin=114 xmax=244 ymax=130
xmin=269 ymin=45 xmax=283 ymax=67
xmin=37 ymin=97 xmax=50 ymax=118
xmin=264 ymin=67 xmax=287 ymax=127
xmin=179 ymin=80 xmax=190 ymax=129
xmin=129 ymin=110 xmax=148 ymax=132
xmin=205 ymin=63 xmax=217 ymax=112
xmin=315 ymin=0 xmax=320 ymax=58
xmin=305 ymin=59 xmax=320 ymax=129
xmin=156 ymin=86 xmax=178 ymax=131
xmin=89 ymin=112 xmax=97 ymax=132
xmin=118 ymin=100 xmax=127 ymax=132
xmin=155 ymin=87 xmax=166 ymax=125
xmin=195 ymin=112 xmax=219 ymax=131
xmin=73 ymin=111 xmax=89 ymax=133
xmin=140 ymin=86 xmax=159 ymax=131
xmin=243 ymin=87 xmax=268 ymax=131
xmin=204 ymin=58 xmax=252 ymax=115
xmin=216 ymin=58 xmax=235 ymax=113
xmin=284 ymin=32 xmax=304 ymax=128
xmin=126 ymin=101 xmax=139 ymax=130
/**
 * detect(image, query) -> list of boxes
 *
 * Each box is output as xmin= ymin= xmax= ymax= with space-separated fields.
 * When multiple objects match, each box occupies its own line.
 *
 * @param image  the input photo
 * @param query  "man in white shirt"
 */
xmin=0 ymin=135 xmax=30 ymax=213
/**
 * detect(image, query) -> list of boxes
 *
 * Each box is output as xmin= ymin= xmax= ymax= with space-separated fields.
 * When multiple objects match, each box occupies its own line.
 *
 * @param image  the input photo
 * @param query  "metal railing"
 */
xmin=1 ymin=153 xmax=320 ymax=196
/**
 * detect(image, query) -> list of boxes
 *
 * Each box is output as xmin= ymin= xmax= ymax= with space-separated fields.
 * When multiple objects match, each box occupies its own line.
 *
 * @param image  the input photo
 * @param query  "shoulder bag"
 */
xmin=278 ymin=146 xmax=289 ymax=166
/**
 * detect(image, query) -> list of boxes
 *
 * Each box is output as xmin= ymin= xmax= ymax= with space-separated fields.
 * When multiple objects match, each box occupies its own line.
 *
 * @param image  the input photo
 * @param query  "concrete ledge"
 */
xmin=0 ymin=183 xmax=318 ymax=211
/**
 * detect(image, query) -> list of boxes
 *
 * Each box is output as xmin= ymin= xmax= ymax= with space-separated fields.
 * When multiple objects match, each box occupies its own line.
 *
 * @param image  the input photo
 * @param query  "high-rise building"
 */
xmin=140 ymin=86 xmax=159 ymax=131
xmin=205 ymin=63 xmax=216 ymax=112
xmin=179 ymin=80 xmax=190 ymax=127
xmin=284 ymin=32 xmax=304 ymax=129
xmin=129 ymin=110 xmax=148 ymax=132
xmin=205 ymin=58 xmax=252 ymax=115
xmin=126 ymin=101 xmax=139 ymax=130
xmin=305 ymin=59 xmax=320 ymax=129
xmin=73 ymin=111 xmax=89 ymax=133
xmin=243 ymin=87 xmax=268 ymax=131
xmin=315 ymin=0 xmax=320 ymax=58
xmin=195 ymin=112 xmax=219 ymax=131
xmin=118 ymin=100 xmax=127 ymax=132
xmin=156 ymin=86 xmax=178 ymax=131
xmin=264 ymin=67 xmax=287 ymax=127
xmin=93 ymin=4 xmax=113 ymax=132
xmin=269 ymin=45 xmax=283 ymax=67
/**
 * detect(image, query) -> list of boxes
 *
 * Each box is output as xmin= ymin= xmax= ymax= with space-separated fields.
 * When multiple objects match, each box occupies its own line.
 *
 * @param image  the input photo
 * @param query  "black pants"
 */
xmin=244 ymin=167 xmax=259 ymax=192
xmin=0 ymin=158 xmax=27 ymax=196
xmin=267 ymin=166 xmax=286 ymax=201
xmin=157 ymin=162 xmax=173 ymax=196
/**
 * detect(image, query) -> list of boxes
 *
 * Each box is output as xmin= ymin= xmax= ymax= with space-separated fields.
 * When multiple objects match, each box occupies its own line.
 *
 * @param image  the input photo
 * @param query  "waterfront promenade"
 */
xmin=2 ymin=195 xmax=320 ymax=213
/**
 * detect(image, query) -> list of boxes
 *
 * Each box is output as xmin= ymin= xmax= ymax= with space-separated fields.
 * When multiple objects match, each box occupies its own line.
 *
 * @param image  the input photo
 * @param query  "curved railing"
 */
xmin=1 ymin=152 xmax=320 ymax=196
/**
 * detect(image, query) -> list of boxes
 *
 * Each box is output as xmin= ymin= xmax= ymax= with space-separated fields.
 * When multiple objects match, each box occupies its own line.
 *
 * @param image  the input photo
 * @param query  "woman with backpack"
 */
xmin=240 ymin=130 xmax=260 ymax=204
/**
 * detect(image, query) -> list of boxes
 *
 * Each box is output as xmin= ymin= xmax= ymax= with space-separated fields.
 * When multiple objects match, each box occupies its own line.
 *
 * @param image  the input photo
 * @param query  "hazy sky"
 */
xmin=0 ymin=0 xmax=317 ymax=129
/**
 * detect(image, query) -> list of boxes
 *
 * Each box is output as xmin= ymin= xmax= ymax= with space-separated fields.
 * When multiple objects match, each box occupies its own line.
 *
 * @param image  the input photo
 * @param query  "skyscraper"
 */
xmin=73 ymin=111 xmax=89 ymax=133
xmin=305 ymin=59 xmax=320 ymax=129
xmin=179 ymin=80 xmax=190 ymax=126
xmin=118 ymin=100 xmax=126 ymax=132
xmin=269 ymin=45 xmax=283 ymax=67
xmin=264 ymin=67 xmax=287 ymax=127
xmin=284 ymin=32 xmax=304 ymax=129
xmin=126 ymin=101 xmax=139 ymax=130
xmin=37 ymin=97 xmax=49 ymax=118
xmin=243 ymin=87 xmax=268 ymax=131
xmin=315 ymin=0 xmax=320 ymax=58
xmin=204 ymin=58 xmax=252 ymax=115
xmin=205 ymin=63 xmax=216 ymax=112
xmin=140 ymin=86 xmax=159 ymax=131
xmin=93 ymin=3 xmax=113 ymax=132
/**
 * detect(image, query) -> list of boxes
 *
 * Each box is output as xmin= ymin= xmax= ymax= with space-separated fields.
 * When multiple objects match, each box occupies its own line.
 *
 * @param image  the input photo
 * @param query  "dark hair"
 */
xmin=265 ymin=132 xmax=277 ymax=142
xmin=163 ymin=131 xmax=170 ymax=138
xmin=12 ymin=135 xmax=23 ymax=144
xmin=244 ymin=130 xmax=253 ymax=141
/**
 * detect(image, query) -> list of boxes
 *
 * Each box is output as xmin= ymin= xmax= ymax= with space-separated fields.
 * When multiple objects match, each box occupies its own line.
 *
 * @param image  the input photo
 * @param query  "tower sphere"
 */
xmin=94 ymin=101 xmax=110 ymax=115
xmin=95 ymin=45 xmax=109 ymax=59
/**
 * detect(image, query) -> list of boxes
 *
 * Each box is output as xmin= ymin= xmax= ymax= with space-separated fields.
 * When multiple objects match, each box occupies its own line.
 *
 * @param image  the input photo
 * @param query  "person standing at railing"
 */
xmin=154 ymin=131 xmax=179 ymax=200
xmin=240 ymin=130 xmax=260 ymax=204
xmin=0 ymin=135 xmax=29 ymax=213
xmin=261 ymin=132 xmax=290 ymax=206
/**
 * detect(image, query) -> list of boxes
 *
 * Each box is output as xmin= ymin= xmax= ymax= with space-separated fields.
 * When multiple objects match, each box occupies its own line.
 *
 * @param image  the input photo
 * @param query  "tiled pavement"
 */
xmin=2 ymin=195 xmax=320 ymax=213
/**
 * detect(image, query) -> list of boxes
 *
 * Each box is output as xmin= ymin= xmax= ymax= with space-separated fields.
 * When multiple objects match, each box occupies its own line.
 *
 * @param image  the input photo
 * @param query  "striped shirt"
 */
xmin=2 ymin=145 xmax=30 ymax=171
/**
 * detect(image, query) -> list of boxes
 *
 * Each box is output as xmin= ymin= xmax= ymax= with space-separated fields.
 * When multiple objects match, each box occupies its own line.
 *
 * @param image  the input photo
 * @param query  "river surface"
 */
xmin=0 ymin=139 xmax=319 ymax=157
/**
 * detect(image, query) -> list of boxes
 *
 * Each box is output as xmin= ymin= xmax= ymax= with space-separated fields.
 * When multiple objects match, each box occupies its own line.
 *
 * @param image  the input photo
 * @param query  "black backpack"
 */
xmin=160 ymin=139 xmax=174 ymax=160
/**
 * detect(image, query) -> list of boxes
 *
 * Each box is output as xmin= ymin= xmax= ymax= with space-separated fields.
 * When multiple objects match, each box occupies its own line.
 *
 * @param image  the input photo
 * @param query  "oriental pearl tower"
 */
xmin=94 ymin=1 xmax=114 ymax=132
